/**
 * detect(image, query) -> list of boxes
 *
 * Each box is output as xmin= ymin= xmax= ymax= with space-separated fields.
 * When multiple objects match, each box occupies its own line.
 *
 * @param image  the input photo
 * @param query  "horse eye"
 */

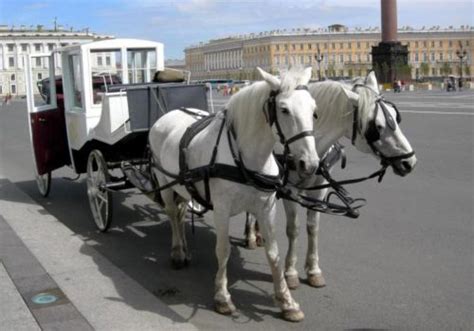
xmin=281 ymin=108 xmax=290 ymax=114
xmin=376 ymin=124 xmax=384 ymax=131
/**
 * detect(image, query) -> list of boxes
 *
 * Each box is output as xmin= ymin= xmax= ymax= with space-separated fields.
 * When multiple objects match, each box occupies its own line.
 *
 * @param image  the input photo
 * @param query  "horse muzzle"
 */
xmin=296 ymin=154 xmax=319 ymax=179
xmin=392 ymin=154 xmax=417 ymax=177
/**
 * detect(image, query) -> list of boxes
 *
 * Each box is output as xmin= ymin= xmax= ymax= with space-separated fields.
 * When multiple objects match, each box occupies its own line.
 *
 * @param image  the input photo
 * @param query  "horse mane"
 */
xmin=225 ymin=67 xmax=309 ymax=149
xmin=309 ymin=78 xmax=376 ymax=136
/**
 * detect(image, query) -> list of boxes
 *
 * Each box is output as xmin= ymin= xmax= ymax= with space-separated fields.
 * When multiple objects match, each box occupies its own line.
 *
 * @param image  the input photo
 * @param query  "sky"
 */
xmin=0 ymin=0 xmax=472 ymax=59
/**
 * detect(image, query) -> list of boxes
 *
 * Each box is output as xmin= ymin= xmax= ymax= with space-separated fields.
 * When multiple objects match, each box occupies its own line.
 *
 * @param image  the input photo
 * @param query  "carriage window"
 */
xmin=90 ymin=49 xmax=123 ymax=104
xmin=127 ymin=48 xmax=157 ymax=84
xmin=68 ymin=54 xmax=83 ymax=109
xmin=33 ymin=56 xmax=58 ymax=108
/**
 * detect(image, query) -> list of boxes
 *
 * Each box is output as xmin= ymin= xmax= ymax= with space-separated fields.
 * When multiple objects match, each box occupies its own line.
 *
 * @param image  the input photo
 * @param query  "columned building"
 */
xmin=185 ymin=25 xmax=473 ymax=81
xmin=0 ymin=24 xmax=112 ymax=96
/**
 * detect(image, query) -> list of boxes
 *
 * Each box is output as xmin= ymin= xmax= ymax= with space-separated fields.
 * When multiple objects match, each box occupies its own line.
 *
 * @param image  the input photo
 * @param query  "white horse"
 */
xmin=149 ymin=67 xmax=319 ymax=321
xmin=245 ymin=71 xmax=418 ymax=289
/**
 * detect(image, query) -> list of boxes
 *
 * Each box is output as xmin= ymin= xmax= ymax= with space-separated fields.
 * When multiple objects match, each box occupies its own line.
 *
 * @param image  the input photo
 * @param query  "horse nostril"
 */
xmin=402 ymin=161 xmax=412 ymax=171
xmin=299 ymin=159 xmax=307 ymax=171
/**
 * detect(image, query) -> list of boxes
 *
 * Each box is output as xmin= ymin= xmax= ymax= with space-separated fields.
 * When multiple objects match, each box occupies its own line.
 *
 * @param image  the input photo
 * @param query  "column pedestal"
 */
xmin=372 ymin=41 xmax=408 ymax=83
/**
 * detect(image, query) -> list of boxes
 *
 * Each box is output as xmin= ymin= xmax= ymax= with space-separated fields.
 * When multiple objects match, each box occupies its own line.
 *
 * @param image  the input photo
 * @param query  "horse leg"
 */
xmin=213 ymin=206 xmax=236 ymax=315
xmin=256 ymin=199 xmax=304 ymax=322
xmin=305 ymin=209 xmax=326 ymax=287
xmin=162 ymin=189 xmax=189 ymax=269
xmin=244 ymin=214 xmax=258 ymax=250
xmin=282 ymin=200 xmax=300 ymax=289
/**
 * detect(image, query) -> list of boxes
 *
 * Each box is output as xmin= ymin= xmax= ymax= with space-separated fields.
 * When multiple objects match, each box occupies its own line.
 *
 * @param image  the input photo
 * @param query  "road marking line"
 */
xmin=400 ymin=110 xmax=474 ymax=115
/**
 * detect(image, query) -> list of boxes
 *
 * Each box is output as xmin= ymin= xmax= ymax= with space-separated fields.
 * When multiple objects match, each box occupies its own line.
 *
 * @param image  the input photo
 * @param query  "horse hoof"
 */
xmin=282 ymin=309 xmax=305 ymax=322
xmin=285 ymin=275 xmax=300 ymax=290
xmin=170 ymin=257 xmax=189 ymax=269
xmin=307 ymin=274 xmax=326 ymax=288
xmin=247 ymin=240 xmax=258 ymax=250
xmin=215 ymin=301 xmax=236 ymax=315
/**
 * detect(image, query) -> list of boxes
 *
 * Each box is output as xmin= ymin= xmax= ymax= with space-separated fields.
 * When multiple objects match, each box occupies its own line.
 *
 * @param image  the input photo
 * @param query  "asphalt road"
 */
xmin=0 ymin=89 xmax=473 ymax=330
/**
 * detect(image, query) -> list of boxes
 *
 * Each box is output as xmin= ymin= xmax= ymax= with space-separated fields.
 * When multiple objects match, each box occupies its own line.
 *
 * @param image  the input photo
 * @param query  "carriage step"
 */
xmin=121 ymin=162 xmax=154 ymax=193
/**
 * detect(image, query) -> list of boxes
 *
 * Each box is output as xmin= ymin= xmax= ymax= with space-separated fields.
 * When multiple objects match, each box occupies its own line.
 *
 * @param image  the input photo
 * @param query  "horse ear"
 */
xmin=301 ymin=67 xmax=313 ymax=85
xmin=257 ymin=67 xmax=281 ymax=91
xmin=342 ymin=87 xmax=359 ymax=107
xmin=366 ymin=71 xmax=379 ymax=93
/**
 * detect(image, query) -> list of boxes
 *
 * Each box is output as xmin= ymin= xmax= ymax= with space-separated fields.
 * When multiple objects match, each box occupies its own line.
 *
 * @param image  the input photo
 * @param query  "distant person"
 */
xmin=458 ymin=78 xmax=463 ymax=91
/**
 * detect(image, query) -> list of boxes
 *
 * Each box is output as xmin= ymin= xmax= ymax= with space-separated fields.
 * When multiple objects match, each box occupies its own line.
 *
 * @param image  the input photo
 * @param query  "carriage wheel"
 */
xmin=35 ymin=172 xmax=51 ymax=197
xmin=87 ymin=150 xmax=113 ymax=232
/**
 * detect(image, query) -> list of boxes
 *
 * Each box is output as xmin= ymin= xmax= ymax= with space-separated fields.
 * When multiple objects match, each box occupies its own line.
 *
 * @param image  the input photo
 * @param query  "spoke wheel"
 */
xmin=87 ymin=150 xmax=113 ymax=232
xmin=35 ymin=172 xmax=51 ymax=197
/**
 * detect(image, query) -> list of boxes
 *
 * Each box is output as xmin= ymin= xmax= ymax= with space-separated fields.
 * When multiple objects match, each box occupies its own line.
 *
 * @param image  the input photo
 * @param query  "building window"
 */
xmin=36 ymin=57 xmax=42 ymax=67
xmin=37 ymin=73 xmax=42 ymax=80
xmin=61 ymin=43 xmax=68 ymax=47
xmin=423 ymin=41 xmax=427 ymax=47
xmin=106 ymin=56 xmax=111 ymax=66
xmin=332 ymin=43 xmax=335 ymax=50
xmin=35 ymin=44 xmax=41 ymax=52
xmin=340 ymin=54 xmax=344 ymax=63
xmin=439 ymin=41 xmax=443 ymax=47
xmin=415 ymin=53 xmax=419 ymax=62
xmin=423 ymin=52 xmax=427 ymax=62
xmin=7 ymin=44 xmax=14 ymax=52
xmin=307 ymin=55 xmax=312 ymax=64
xmin=300 ymin=44 xmax=304 ymax=50
xmin=415 ymin=41 xmax=419 ymax=48
xmin=439 ymin=52 xmax=443 ymax=61
xmin=449 ymin=40 xmax=453 ymax=47
xmin=347 ymin=42 xmax=351 ymax=48
xmin=324 ymin=43 xmax=327 ymax=49
xmin=292 ymin=44 xmax=295 ymax=50
xmin=48 ymin=44 xmax=54 ymax=51
xmin=308 ymin=44 xmax=312 ymax=50
xmin=431 ymin=41 xmax=435 ymax=48
xmin=284 ymin=44 xmax=288 ymax=51
xmin=431 ymin=68 xmax=436 ymax=76
xmin=0 ymin=86 xmax=2 ymax=95
xmin=21 ymin=44 xmax=28 ymax=52
xmin=8 ymin=57 xmax=15 ymax=67
xmin=276 ymin=44 xmax=280 ymax=51
xmin=11 ymin=74 xmax=15 ymax=81
xmin=357 ymin=42 xmax=361 ymax=49
xmin=431 ymin=52 xmax=435 ymax=62
xmin=97 ymin=57 xmax=103 ymax=66
xmin=340 ymin=42 xmax=344 ymax=49
xmin=11 ymin=85 xmax=16 ymax=94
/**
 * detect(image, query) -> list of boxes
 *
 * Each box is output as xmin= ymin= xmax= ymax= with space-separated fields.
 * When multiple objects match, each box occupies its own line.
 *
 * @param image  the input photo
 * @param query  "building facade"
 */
xmin=185 ymin=25 xmax=473 ymax=81
xmin=0 ymin=25 xmax=112 ymax=96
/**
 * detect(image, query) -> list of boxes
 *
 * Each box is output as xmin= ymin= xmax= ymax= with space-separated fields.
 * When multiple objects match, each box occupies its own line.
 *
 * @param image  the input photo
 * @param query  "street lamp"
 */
xmin=315 ymin=47 xmax=324 ymax=81
xmin=456 ymin=41 xmax=467 ymax=83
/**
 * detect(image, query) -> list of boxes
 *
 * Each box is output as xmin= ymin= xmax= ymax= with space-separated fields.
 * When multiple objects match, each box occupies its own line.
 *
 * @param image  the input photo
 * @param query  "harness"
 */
xmin=277 ymin=81 xmax=416 ymax=218
xmin=152 ymin=86 xmax=314 ymax=212
xmin=351 ymin=83 xmax=415 ymax=171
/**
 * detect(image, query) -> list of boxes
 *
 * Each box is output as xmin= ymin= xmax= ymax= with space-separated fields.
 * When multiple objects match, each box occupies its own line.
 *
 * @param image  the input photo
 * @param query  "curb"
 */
xmin=0 ymin=178 xmax=197 ymax=330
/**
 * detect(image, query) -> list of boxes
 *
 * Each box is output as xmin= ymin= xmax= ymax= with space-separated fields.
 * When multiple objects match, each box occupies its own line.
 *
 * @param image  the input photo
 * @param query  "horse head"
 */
xmin=343 ymin=71 xmax=417 ymax=176
xmin=258 ymin=67 xmax=319 ymax=178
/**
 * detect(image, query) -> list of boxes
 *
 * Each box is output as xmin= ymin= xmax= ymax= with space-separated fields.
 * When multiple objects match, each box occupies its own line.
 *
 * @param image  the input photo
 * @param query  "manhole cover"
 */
xmin=32 ymin=293 xmax=58 ymax=305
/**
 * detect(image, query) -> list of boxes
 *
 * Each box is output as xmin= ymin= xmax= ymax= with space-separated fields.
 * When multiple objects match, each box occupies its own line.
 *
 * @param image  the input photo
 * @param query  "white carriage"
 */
xmin=25 ymin=38 xmax=209 ymax=231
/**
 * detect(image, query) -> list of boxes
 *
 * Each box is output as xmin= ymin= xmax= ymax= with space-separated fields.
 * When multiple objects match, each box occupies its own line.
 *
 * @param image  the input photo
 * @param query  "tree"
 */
xmin=420 ymin=62 xmax=430 ymax=78
xmin=440 ymin=62 xmax=452 ymax=76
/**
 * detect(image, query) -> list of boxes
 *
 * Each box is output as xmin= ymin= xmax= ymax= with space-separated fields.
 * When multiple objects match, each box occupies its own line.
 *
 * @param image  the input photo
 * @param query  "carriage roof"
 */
xmin=55 ymin=38 xmax=164 ymax=54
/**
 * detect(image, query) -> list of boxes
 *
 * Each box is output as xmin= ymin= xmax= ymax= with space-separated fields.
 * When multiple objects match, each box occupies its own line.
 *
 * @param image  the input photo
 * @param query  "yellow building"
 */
xmin=185 ymin=25 xmax=473 ymax=81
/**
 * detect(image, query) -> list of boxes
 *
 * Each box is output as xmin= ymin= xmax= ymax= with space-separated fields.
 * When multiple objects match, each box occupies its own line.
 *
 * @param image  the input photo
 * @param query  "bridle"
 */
xmin=351 ymin=83 xmax=415 ymax=168
xmin=263 ymin=85 xmax=316 ymax=184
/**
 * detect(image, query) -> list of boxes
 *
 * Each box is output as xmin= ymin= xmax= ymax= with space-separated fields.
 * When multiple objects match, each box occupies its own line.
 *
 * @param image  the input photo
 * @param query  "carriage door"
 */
xmin=25 ymin=53 xmax=70 ymax=176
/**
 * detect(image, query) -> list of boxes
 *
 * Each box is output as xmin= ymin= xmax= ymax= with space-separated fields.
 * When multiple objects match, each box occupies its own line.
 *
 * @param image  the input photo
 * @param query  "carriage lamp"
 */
xmin=315 ymin=47 xmax=324 ymax=81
